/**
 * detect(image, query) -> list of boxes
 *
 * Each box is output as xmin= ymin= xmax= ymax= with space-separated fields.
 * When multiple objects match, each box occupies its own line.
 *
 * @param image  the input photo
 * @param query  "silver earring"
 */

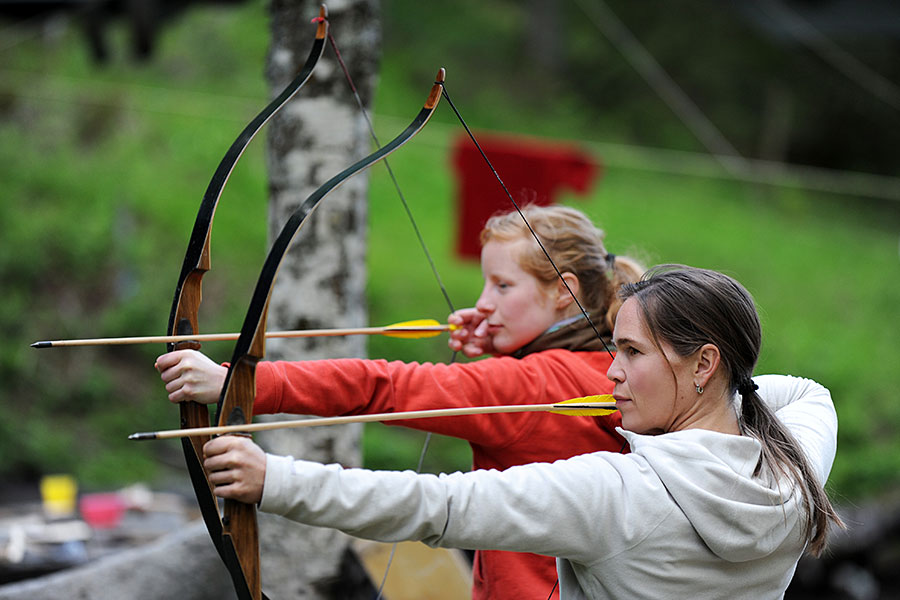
xmin=695 ymin=385 xmax=704 ymax=394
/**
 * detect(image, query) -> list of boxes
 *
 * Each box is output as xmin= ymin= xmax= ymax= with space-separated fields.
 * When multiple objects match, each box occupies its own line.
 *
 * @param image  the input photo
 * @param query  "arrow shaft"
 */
xmin=130 ymin=401 xmax=617 ymax=440
xmin=33 ymin=324 xmax=452 ymax=348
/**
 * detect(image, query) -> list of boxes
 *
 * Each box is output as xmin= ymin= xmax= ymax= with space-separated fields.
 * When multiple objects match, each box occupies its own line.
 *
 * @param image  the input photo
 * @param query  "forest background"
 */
xmin=1 ymin=0 xmax=898 ymax=512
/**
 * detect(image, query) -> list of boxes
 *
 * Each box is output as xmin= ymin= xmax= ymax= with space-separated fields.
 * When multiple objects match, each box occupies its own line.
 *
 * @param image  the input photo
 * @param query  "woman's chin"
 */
xmin=491 ymin=338 xmax=519 ymax=355
xmin=619 ymin=413 xmax=643 ymax=434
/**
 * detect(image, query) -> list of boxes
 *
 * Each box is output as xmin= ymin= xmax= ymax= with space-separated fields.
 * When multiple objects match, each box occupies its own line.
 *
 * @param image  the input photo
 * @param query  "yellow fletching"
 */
xmin=549 ymin=395 xmax=618 ymax=416
xmin=388 ymin=319 xmax=441 ymax=328
xmin=383 ymin=319 xmax=456 ymax=339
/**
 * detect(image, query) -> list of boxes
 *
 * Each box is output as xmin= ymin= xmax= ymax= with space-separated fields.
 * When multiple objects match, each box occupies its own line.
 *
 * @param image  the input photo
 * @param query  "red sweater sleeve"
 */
xmin=253 ymin=349 xmax=615 ymax=448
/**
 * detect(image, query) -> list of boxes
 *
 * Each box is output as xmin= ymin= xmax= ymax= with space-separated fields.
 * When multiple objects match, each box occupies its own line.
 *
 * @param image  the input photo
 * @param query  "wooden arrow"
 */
xmin=32 ymin=319 xmax=455 ymax=348
xmin=129 ymin=396 xmax=618 ymax=440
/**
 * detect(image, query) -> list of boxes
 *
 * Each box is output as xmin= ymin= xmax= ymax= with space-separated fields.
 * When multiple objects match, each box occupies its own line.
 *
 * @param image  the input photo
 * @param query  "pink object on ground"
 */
xmin=79 ymin=493 xmax=126 ymax=528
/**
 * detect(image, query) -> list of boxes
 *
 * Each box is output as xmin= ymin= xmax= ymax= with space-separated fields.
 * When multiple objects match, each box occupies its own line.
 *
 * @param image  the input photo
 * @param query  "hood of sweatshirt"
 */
xmin=620 ymin=427 xmax=804 ymax=562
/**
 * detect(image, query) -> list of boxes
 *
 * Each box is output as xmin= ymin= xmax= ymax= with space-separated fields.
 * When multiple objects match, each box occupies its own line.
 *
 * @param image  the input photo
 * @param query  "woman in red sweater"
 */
xmin=156 ymin=204 xmax=643 ymax=599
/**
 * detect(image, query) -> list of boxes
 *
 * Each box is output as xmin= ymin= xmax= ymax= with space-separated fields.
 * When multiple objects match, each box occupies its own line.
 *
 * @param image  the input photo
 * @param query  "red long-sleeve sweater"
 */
xmin=254 ymin=349 xmax=623 ymax=600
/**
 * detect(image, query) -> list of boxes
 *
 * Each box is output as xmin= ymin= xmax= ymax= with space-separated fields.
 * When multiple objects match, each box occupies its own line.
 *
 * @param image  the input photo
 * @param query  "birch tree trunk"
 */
xmin=257 ymin=1 xmax=380 ymax=597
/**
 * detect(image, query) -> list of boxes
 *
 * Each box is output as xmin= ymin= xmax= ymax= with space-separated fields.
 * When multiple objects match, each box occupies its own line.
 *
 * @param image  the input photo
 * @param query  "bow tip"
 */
xmin=311 ymin=5 xmax=328 ymax=34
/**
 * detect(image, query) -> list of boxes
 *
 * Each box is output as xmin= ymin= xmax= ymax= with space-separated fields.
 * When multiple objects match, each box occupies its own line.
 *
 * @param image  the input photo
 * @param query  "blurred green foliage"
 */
xmin=0 ymin=0 xmax=897 ymax=503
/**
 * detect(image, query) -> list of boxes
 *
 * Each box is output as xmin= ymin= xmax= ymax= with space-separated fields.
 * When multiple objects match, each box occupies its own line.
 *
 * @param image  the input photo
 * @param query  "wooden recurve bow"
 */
xmin=165 ymin=8 xmax=328 ymax=599
xmin=211 ymin=69 xmax=444 ymax=600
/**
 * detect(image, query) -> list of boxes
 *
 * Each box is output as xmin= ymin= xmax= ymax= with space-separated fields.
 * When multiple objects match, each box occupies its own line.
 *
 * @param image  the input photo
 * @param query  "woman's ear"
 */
xmin=693 ymin=343 xmax=721 ymax=389
xmin=555 ymin=273 xmax=580 ymax=310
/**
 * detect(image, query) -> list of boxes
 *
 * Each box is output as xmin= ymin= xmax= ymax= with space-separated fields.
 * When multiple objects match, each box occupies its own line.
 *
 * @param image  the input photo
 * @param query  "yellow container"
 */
xmin=40 ymin=474 xmax=78 ymax=518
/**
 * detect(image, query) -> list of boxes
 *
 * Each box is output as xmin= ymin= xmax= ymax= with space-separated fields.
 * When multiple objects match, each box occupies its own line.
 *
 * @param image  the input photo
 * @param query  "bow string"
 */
xmin=438 ymin=85 xmax=617 ymax=361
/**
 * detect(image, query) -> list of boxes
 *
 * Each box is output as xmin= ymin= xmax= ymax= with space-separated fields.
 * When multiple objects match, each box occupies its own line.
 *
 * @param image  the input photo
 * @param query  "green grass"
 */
xmin=1 ymin=1 xmax=898 ymax=502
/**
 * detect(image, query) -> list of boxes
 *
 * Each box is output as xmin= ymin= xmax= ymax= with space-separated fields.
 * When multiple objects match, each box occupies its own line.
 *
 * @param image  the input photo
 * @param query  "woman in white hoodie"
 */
xmin=203 ymin=265 xmax=843 ymax=599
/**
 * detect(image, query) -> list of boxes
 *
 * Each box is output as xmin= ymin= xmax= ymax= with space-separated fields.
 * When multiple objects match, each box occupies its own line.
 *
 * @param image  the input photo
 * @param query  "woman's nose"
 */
xmin=475 ymin=290 xmax=493 ymax=313
xmin=606 ymin=356 xmax=623 ymax=383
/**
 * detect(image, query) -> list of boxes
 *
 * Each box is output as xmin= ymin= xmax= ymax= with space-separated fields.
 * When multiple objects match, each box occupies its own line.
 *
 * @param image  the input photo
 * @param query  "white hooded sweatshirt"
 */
xmin=260 ymin=375 xmax=837 ymax=599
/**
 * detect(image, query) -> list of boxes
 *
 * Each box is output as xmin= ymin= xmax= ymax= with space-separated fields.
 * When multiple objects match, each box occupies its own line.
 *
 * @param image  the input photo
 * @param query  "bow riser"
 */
xmin=172 ymin=267 xmax=215 ymax=470
xmin=170 ymin=259 xmax=223 ymax=567
xmin=216 ymin=320 xmax=266 ymax=599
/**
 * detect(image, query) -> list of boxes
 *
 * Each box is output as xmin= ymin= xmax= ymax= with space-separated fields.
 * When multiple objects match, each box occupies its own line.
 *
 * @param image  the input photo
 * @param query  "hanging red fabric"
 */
xmin=451 ymin=132 xmax=601 ymax=259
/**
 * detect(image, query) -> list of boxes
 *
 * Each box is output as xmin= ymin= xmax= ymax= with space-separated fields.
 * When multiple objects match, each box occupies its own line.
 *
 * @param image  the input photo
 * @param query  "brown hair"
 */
xmin=619 ymin=265 xmax=843 ymax=556
xmin=480 ymin=205 xmax=643 ymax=333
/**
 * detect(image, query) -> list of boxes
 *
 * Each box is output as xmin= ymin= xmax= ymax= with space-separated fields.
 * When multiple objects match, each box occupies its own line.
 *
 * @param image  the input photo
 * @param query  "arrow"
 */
xmin=31 ymin=319 xmax=456 ymax=348
xmin=129 ymin=395 xmax=618 ymax=440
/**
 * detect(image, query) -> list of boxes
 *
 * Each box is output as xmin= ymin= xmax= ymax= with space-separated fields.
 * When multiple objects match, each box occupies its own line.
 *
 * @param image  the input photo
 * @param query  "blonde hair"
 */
xmin=480 ymin=205 xmax=643 ymax=333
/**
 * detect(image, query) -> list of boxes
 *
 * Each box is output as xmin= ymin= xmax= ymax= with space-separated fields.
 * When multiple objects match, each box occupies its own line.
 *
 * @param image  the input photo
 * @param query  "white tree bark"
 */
xmin=259 ymin=1 xmax=381 ymax=597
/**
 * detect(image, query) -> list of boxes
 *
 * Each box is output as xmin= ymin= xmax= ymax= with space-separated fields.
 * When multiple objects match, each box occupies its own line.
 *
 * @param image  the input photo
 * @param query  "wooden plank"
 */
xmin=353 ymin=539 xmax=472 ymax=600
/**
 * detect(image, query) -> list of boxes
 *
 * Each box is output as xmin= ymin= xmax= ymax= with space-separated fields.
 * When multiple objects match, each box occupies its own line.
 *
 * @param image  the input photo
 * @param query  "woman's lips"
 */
xmin=484 ymin=323 xmax=502 ymax=335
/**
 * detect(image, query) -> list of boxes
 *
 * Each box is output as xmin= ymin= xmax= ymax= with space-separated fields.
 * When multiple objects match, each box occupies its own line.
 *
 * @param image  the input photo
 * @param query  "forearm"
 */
xmin=258 ymin=452 xmax=622 ymax=560
xmin=253 ymin=355 xmax=569 ymax=446
xmin=253 ymin=358 xmax=395 ymax=416
xmin=755 ymin=374 xmax=838 ymax=483
xmin=260 ymin=455 xmax=452 ymax=544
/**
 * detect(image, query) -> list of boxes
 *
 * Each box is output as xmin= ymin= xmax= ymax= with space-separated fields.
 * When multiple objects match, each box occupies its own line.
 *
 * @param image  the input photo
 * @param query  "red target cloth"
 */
xmin=451 ymin=132 xmax=600 ymax=259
